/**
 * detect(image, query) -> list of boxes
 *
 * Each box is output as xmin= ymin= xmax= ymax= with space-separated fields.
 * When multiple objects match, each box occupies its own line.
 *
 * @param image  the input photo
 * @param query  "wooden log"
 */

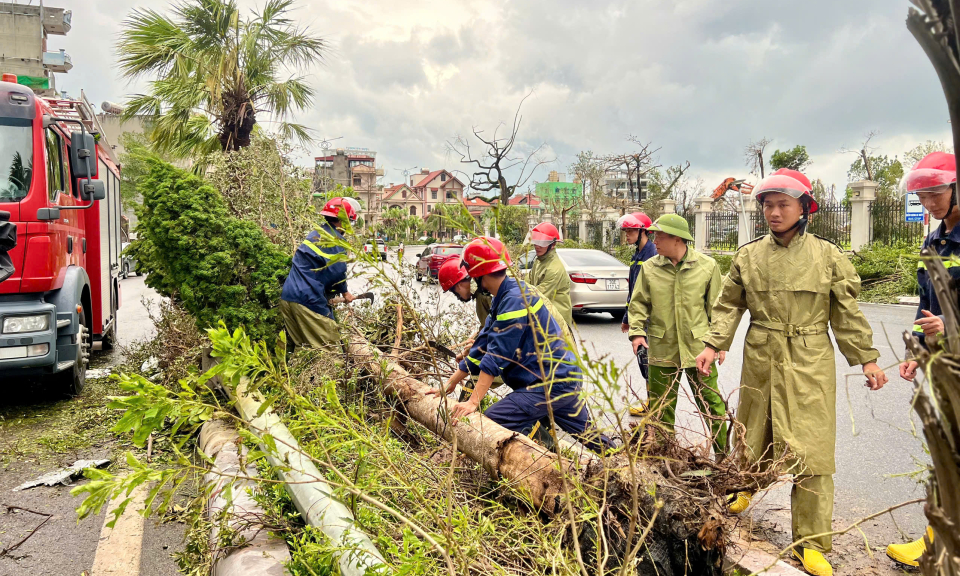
xmin=346 ymin=333 xmax=725 ymax=575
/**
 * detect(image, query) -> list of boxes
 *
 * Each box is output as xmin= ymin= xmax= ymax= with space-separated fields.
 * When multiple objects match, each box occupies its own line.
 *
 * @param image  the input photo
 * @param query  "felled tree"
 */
xmin=904 ymin=1 xmax=960 ymax=573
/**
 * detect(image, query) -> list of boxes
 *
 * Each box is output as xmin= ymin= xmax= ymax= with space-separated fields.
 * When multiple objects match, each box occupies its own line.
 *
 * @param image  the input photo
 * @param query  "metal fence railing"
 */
xmin=586 ymin=221 xmax=606 ymax=249
xmin=871 ymin=197 xmax=925 ymax=246
xmin=677 ymin=207 xmax=696 ymax=242
xmin=564 ymin=222 xmax=579 ymax=242
xmin=808 ymin=202 xmax=851 ymax=248
xmin=751 ymin=209 xmax=770 ymax=240
xmin=705 ymin=211 xmax=739 ymax=252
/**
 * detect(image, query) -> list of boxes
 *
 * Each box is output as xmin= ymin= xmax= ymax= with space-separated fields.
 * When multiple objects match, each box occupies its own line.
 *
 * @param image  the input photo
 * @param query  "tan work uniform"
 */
xmin=704 ymin=233 xmax=879 ymax=553
xmin=529 ymin=249 xmax=574 ymax=327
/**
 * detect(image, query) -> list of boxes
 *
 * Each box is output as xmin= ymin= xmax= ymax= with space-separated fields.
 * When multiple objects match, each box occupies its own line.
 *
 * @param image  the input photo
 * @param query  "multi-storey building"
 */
xmin=0 ymin=2 xmax=72 ymax=95
xmin=382 ymin=168 xmax=465 ymax=219
xmin=313 ymin=147 xmax=384 ymax=226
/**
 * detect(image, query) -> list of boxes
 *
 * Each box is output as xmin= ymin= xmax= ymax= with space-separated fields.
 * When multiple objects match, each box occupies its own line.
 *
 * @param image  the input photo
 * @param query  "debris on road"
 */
xmin=13 ymin=459 xmax=110 ymax=491
xmin=0 ymin=506 xmax=53 ymax=558
xmin=86 ymin=368 xmax=113 ymax=379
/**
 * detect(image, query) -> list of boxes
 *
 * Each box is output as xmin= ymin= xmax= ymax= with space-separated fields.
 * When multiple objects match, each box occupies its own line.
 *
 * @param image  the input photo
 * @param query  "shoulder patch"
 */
xmin=813 ymin=234 xmax=844 ymax=251
xmin=737 ymin=236 xmax=764 ymax=250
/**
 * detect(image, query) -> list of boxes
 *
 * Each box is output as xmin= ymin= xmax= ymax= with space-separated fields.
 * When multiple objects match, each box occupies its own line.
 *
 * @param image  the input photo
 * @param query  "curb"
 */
xmin=199 ymin=419 xmax=292 ymax=576
xmin=724 ymin=534 xmax=806 ymax=575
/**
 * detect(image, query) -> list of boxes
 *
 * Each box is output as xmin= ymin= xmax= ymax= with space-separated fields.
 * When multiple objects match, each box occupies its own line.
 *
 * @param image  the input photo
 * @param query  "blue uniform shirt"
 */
xmin=622 ymin=240 xmax=658 ymax=325
xmin=914 ymin=221 xmax=960 ymax=348
xmin=462 ymin=277 xmax=580 ymax=392
xmin=280 ymin=223 xmax=349 ymax=320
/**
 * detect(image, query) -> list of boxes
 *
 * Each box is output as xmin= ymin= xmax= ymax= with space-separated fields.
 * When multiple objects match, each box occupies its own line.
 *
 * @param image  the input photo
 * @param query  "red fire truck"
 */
xmin=0 ymin=74 xmax=122 ymax=395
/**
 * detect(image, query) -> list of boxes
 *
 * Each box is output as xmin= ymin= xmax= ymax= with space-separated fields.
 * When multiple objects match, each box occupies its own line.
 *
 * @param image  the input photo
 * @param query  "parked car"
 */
xmin=416 ymin=244 xmax=463 ymax=282
xmin=518 ymin=248 xmax=629 ymax=319
xmin=121 ymin=242 xmax=138 ymax=279
xmin=363 ymin=239 xmax=388 ymax=261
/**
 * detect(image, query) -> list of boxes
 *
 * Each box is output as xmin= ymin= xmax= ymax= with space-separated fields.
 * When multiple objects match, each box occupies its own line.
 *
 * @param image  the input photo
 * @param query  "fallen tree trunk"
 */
xmin=346 ymin=332 xmax=725 ymax=575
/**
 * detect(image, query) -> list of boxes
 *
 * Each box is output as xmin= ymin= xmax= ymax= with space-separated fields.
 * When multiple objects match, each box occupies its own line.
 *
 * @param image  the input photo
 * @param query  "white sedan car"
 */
xmin=519 ymin=248 xmax=630 ymax=319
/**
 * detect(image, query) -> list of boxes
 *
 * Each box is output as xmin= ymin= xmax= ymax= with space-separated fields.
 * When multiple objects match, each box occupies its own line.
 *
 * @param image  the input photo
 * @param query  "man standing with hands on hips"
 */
xmin=695 ymin=169 xmax=888 ymax=576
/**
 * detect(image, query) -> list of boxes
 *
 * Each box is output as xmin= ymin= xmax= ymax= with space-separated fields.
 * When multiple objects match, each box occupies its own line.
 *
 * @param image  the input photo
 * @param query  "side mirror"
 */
xmin=79 ymin=179 xmax=105 ymax=201
xmin=70 ymin=131 xmax=97 ymax=179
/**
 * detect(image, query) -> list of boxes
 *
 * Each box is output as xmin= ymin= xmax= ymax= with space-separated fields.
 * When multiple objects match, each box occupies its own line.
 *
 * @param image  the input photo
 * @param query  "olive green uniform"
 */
xmin=627 ymin=247 xmax=727 ymax=453
xmin=279 ymin=300 xmax=342 ymax=351
xmin=476 ymin=291 xmax=492 ymax=325
xmin=704 ymin=233 xmax=880 ymax=553
xmin=529 ymin=249 xmax=574 ymax=327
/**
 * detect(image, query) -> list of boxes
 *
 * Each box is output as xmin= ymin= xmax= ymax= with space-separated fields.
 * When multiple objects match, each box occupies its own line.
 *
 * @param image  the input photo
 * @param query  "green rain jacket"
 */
xmin=529 ymin=249 xmax=574 ymax=327
xmin=703 ymin=233 xmax=879 ymax=475
xmin=475 ymin=291 xmax=492 ymax=325
xmin=628 ymin=248 xmax=722 ymax=369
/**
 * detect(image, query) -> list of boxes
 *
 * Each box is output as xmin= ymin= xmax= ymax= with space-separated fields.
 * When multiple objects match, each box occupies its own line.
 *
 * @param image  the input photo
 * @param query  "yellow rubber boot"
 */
xmin=792 ymin=548 xmax=833 ymax=576
xmin=886 ymin=526 xmax=934 ymax=567
xmin=727 ymin=491 xmax=753 ymax=514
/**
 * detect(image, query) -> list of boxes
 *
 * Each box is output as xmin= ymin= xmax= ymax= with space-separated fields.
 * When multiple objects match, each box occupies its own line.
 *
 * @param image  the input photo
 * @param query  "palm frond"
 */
xmin=257 ymin=76 xmax=314 ymax=117
xmin=117 ymin=8 xmax=193 ymax=78
xmin=274 ymin=121 xmax=314 ymax=147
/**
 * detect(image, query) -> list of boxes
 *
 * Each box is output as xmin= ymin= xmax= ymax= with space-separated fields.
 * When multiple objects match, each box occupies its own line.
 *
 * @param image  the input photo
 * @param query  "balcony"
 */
xmin=42 ymin=50 xmax=72 ymax=73
xmin=42 ymin=8 xmax=72 ymax=36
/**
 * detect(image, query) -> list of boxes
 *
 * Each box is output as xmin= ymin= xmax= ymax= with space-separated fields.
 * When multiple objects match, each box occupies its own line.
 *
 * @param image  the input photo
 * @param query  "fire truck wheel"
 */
xmin=54 ymin=309 xmax=89 ymax=397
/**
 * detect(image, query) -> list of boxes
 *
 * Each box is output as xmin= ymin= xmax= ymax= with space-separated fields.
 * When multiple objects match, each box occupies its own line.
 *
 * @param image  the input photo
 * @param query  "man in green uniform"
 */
xmin=628 ymin=214 xmax=728 ymax=454
xmin=529 ymin=222 xmax=574 ymax=327
xmin=695 ymin=169 xmax=888 ymax=576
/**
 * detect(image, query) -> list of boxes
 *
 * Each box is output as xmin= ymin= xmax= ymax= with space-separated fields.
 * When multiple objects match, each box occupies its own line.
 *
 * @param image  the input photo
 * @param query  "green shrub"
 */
xmin=129 ymin=159 xmax=292 ymax=341
xmin=850 ymin=240 xmax=921 ymax=303
xmin=424 ymin=236 xmax=437 ymax=244
xmin=712 ymin=254 xmax=733 ymax=276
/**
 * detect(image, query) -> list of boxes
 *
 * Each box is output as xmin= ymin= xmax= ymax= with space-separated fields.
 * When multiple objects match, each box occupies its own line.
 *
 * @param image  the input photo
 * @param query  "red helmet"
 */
xmin=319 ymin=197 xmax=358 ymax=222
xmin=617 ymin=212 xmax=652 ymax=230
xmin=754 ymin=173 xmax=819 ymax=214
xmin=901 ymin=152 xmax=957 ymax=194
xmin=463 ymin=236 xmax=512 ymax=278
xmin=772 ymin=168 xmax=812 ymax=192
xmin=438 ymin=257 xmax=469 ymax=292
xmin=530 ymin=222 xmax=560 ymax=247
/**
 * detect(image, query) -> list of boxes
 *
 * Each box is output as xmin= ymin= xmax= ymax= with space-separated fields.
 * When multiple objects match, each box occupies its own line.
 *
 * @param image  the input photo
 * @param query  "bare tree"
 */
xmin=446 ymin=96 xmax=552 ymax=205
xmin=744 ymin=137 xmax=771 ymax=178
xmin=602 ymin=137 xmax=660 ymax=214
xmin=840 ymin=130 xmax=879 ymax=181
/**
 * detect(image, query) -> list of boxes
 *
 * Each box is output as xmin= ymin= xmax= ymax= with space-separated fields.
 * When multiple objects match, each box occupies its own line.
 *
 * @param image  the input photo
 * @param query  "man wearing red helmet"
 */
xmin=886 ymin=152 xmax=957 ymax=567
xmin=279 ymin=197 xmax=358 ymax=349
xmin=428 ymin=237 xmax=611 ymax=453
xmin=694 ymin=170 xmax=887 ymax=576
xmin=529 ymin=222 xmax=574 ymax=327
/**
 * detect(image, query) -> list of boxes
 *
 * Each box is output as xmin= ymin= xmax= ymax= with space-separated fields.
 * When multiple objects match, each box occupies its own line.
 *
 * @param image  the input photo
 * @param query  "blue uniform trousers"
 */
xmin=484 ymin=387 xmax=613 ymax=454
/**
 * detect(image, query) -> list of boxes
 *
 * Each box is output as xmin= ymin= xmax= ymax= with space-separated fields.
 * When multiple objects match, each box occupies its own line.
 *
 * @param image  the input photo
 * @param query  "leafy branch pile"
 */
xmin=850 ymin=241 xmax=921 ymax=304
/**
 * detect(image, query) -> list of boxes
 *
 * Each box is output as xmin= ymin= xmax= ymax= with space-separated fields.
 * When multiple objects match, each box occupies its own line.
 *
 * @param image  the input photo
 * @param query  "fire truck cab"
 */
xmin=0 ymin=75 xmax=122 ymax=395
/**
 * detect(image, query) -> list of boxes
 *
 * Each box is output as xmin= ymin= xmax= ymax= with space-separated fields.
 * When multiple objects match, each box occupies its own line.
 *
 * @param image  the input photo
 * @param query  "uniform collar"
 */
xmin=767 ymin=231 xmax=807 ymax=249
xmin=491 ymin=276 xmax=519 ymax=309
xmin=536 ymin=248 xmax=558 ymax=262
xmin=652 ymin=247 xmax=698 ymax=268
xmin=931 ymin=221 xmax=960 ymax=244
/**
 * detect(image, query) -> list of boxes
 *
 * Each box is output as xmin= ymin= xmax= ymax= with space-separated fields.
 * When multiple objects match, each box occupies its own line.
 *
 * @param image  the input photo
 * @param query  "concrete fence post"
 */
xmin=660 ymin=198 xmax=677 ymax=216
xmin=694 ymin=196 xmax=713 ymax=252
xmin=579 ymin=214 xmax=588 ymax=243
xmin=738 ymin=199 xmax=758 ymax=248
xmin=848 ymin=180 xmax=878 ymax=251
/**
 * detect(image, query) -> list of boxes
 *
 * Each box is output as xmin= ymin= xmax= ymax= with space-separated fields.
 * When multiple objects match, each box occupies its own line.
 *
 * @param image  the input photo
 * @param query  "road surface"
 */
xmin=0 ymin=275 xmax=181 ymax=576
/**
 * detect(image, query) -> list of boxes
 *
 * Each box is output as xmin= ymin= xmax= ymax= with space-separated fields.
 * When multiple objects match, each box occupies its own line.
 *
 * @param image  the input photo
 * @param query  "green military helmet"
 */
xmin=648 ymin=213 xmax=694 ymax=242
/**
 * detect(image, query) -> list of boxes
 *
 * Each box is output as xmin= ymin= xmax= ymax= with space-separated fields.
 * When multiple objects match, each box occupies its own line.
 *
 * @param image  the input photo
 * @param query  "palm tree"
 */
xmin=117 ymin=0 xmax=326 ymax=158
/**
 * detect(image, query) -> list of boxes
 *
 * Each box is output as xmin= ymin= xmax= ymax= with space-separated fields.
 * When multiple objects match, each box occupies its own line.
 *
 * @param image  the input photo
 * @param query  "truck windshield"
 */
xmin=0 ymin=120 xmax=33 ymax=202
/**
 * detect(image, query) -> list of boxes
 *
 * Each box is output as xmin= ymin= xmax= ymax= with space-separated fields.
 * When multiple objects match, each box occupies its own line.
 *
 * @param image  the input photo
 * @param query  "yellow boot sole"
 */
xmin=793 ymin=548 xmax=833 ymax=576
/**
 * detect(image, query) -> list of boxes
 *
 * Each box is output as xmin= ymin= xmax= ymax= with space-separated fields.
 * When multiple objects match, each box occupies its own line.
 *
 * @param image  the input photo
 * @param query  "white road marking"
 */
xmin=90 ymin=482 xmax=149 ymax=575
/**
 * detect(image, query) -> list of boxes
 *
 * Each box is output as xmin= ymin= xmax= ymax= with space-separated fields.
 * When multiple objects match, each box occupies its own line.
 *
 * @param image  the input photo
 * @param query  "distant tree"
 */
xmin=643 ymin=162 xmax=691 ymax=219
xmin=903 ymin=140 xmax=953 ymax=166
xmin=496 ymin=205 xmax=530 ymax=244
xmin=745 ymin=137 xmax=771 ymax=178
xmin=846 ymin=155 xmax=904 ymax=200
xmin=770 ymin=145 xmax=812 ymax=172
xmin=570 ymin=151 xmax=607 ymax=219
xmin=603 ymin=137 xmax=658 ymax=211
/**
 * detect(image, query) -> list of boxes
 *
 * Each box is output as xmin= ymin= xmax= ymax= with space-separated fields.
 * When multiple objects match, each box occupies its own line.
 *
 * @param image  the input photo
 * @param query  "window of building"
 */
xmin=427 ymin=204 xmax=432 ymax=212
xmin=440 ymin=173 xmax=447 ymax=182
xmin=353 ymin=176 xmax=362 ymax=187
xmin=45 ymin=129 xmax=64 ymax=201
xmin=409 ymin=206 xmax=416 ymax=216
xmin=446 ymin=191 xmax=456 ymax=200
xmin=431 ymin=190 xmax=437 ymax=200
xmin=402 ymin=190 xmax=407 ymax=199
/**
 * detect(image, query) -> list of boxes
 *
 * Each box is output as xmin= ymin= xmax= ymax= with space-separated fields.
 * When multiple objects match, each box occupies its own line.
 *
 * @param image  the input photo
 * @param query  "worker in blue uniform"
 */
xmin=279 ymin=197 xmax=357 ymax=349
xmin=427 ymin=236 xmax=613 ymax=454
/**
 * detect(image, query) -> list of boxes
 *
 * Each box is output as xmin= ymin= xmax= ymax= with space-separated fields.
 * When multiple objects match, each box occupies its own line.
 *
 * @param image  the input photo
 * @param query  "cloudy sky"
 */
xmin=52 ymin=0 xmax=953 ymax=198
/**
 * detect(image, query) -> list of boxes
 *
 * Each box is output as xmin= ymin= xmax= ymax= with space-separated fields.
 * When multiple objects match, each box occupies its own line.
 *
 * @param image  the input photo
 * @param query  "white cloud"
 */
xmin=45 ymin=0 xmax=955 ymax=197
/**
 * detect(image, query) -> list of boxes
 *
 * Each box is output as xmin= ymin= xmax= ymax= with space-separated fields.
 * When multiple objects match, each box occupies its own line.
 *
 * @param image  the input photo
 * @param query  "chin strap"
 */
xmin=944 ymin=184 xmax=958 ymax=220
